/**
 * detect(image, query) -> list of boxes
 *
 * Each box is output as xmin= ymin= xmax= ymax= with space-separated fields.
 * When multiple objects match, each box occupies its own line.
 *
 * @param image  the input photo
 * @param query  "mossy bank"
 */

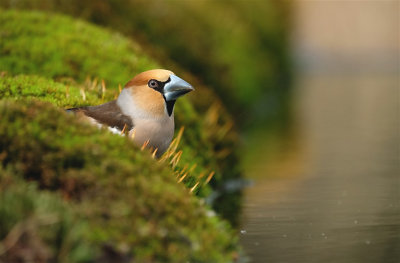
xmin=0 ymin=9 xmax=243 ymax=223
xmin=0 ymin=10 xmax=241 ymax=262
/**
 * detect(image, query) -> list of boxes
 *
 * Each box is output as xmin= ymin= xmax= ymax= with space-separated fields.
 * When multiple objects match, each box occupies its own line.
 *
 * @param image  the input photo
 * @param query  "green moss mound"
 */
xmin=0 ymin=9 xmax=157 ymax=88
xmin=0 ymin=99 xmax=238 ymax=262
xmin=0 ymin=74 xmax=113 ymax=107
xmin=0 ymin=171 xmax=94 ymax=262
xmin=0 ymin=73 xmax=221 ymax=196
xmin=0 ymin=8 xmax=242 ymax=261
xmin=0 ymin=9 xmax=243 ymax=223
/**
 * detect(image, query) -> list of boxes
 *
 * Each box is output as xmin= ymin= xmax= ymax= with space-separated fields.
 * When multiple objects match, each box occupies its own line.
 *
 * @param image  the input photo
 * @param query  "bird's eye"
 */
xmin=148 ymin=79 xmax=158 ymax=89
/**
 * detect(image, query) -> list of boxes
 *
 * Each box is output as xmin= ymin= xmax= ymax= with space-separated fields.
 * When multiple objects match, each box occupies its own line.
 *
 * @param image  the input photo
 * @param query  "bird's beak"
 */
xmin=163 ymin=74 xmax=194 ymax=101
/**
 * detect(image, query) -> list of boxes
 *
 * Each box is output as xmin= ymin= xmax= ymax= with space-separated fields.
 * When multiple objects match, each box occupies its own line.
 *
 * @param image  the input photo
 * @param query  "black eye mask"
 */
xmin=148 ymin=77 xmax=175 ymax=116
xmin=148 ymin=77 xmax=171 ymax=94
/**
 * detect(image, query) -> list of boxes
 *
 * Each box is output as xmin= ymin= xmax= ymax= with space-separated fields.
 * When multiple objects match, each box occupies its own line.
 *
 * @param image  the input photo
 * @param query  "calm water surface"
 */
xmin=239 ymin=2 xmax=399 ymax=262
xmin=240 ymin=74 xmax=399 ymax=263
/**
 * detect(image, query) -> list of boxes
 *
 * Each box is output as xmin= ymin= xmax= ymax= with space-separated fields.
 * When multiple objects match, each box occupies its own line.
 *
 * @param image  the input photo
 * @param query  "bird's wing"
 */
xmin=66 ymin=100 xmax=134 ymax=131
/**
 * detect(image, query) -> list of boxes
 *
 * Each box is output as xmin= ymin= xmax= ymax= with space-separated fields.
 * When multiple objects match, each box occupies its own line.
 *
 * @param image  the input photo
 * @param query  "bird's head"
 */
xmin=123 ymin=69 xmax=194 ymax=117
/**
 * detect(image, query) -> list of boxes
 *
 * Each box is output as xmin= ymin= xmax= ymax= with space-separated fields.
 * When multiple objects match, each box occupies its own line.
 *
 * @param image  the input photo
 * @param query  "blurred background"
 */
xmin=0 ymin=0 xmax=399 ymax=262
xmin=240 ymin=1 xmax=399 ymax=262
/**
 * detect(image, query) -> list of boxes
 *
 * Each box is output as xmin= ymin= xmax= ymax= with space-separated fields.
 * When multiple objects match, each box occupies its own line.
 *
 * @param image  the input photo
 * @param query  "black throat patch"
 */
xmin=165 ymin=99 xmax=176 ymax=117
xmin=150 ymin=78 xmax=174 ymax=116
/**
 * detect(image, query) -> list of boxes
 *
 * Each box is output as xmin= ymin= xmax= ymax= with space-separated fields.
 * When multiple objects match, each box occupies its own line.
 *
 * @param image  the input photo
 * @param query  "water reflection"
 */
xmin=240 ymin=1 xmax=399 ymax=262
xmin=240 ymin=74 xmax=399 ymax=263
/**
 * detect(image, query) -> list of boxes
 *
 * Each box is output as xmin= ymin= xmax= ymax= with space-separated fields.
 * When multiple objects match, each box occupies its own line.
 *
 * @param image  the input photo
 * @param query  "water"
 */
xmin=240 ymin=2 xmax=399 ymax=262
xmin=240 ymin=74 xmax=399 ymax=262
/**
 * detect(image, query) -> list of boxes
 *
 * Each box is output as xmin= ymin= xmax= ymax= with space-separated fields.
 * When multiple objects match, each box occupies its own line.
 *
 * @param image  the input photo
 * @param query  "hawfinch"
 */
xmin=67 ymin=69 xmax=194 ymax=157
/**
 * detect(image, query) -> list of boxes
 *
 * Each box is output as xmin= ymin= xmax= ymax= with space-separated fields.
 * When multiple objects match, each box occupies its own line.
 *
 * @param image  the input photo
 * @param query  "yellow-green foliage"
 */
xmin=0 ymin=9 xmax=243 ymax=223
xmin=0 ymin=172 xmax=94 ymax=262
xmin=0 ymin=9 xmax=242 ymax=262
xmin=0 ymin=99 xmax=238 ymax=262
xmin=0 ymin=74 xmax=217 ymax=196
xmin=0 ymin=74 xmax=110 ymax=107
xmin=0 ymin=9 xmax=157 ymax=87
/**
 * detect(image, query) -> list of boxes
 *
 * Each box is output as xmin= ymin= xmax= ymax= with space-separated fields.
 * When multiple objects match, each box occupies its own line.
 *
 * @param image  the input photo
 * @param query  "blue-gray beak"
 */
xmin=163 ymin=74 xmax=194 ymax=101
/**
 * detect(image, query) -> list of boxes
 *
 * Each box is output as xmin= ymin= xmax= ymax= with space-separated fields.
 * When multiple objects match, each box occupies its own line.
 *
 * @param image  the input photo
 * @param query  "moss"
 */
xmin=0 ymin=73 xmax=214 ymax=193
xmin=0 ymin=9 xmax=243 ymax=224
xmin=0 ymin=170 xmax=96 ymax=262
xmin=0 ymin=73 xmax=115 ymax=107
xmin=0 ymin=8 xmax=243 ymax=258
xmin=0 ymin=9 xmax=157 ymax=88
xmin=0 ymin=99 xmax=238 ymax=262
xmin=0 ymin=9 xmax=224 ymax=167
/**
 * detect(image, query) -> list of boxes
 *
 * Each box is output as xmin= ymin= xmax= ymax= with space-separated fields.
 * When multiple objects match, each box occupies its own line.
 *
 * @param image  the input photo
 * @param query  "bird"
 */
xmin=67 ymin=69 xmax=194 ymax=157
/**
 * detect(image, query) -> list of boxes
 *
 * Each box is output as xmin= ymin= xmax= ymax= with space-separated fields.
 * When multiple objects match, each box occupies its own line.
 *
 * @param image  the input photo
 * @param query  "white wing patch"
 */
xmin=87 ymin=116 xmax=125 ymax=136
xmin=108 ymin=126 xmax=122 ymax=135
